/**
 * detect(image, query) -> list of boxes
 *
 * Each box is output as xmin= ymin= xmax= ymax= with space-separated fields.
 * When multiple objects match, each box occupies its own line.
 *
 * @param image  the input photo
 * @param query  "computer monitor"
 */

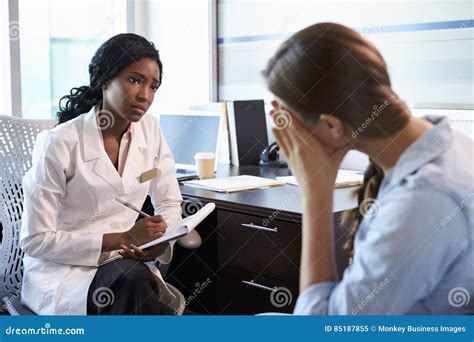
xmin=158 ymin=111 xmax=223 ymax=171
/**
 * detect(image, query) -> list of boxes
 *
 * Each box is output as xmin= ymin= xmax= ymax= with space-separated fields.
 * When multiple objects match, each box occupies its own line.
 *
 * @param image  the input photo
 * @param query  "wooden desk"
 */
xmin=163 ymin=165 xmax=357 ymax=314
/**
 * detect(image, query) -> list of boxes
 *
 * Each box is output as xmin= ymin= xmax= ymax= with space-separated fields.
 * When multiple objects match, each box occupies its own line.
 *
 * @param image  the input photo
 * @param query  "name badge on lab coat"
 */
xmin=140 ymin=168 xmax=157 ymax=183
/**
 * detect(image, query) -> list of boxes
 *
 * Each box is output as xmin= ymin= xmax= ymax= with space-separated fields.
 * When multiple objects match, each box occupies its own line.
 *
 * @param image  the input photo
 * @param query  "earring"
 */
xmin=101 ymin=84 xmax=106 ymax=90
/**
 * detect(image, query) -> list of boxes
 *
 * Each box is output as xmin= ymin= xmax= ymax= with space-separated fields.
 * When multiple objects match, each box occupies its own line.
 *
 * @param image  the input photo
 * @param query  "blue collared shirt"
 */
xmin=294 ymin=116 xmax=474 ymax=315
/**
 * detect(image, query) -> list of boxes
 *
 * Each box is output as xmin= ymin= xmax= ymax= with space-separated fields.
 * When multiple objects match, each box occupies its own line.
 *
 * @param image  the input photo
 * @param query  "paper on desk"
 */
xmin=100 ymin=202 xmax=215 ymax=265
xmin=276 ymin=169 xmax=363 ymax=188
xmin=182 ymin=175 xmax=285 ymax=193
xmin=334 ymin=169 xmax=364 ymax=187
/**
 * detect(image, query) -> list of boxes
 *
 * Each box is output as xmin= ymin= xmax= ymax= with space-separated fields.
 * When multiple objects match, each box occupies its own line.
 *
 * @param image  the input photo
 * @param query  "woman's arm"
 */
xmin=294 ymin=189 xmax=468 ymax=315
xmin=271 ymin=109 xmax=348 ymax=292
xmin=101 ymin=232 xmax=130 ymax=252
xmin=21 ymin=128 xmax=168 ymax=266
xmin=300 ymin=188 xmax=338 ymax=291
xmin=101 ymin=215 xmax=167 ymax=252
xmin=20 ymin=131 xmax=104 ymax=266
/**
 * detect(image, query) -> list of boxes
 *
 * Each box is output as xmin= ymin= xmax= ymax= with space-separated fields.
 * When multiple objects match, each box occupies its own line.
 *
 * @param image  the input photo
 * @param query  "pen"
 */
xmin=115 ymin=198 xmax=151 ymax=218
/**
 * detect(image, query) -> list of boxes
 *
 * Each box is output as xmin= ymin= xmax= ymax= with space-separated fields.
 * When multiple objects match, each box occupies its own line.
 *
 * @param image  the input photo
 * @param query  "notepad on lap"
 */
xmin=101 ymin=203 xmax=216 ymax=265
xmin=140 ymin=202 xmax=215 ymax=249
xmin=182 ymin=175 xmax=285 ymax=193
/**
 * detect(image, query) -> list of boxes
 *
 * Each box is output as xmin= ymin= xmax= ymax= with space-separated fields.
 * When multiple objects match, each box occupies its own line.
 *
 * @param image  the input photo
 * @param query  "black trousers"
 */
xmin=87 ymin=259 xmax=174 ymax=315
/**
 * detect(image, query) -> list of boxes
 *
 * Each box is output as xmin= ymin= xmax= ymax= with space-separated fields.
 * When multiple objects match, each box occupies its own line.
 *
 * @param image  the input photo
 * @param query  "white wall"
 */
xmin=0 ymin=1 xmax=12 ymax=116
xmin=16 ymin=0 xmax=127 ymax=119
xmin=217 ymin=0 xmax=474 ymax=171
xmin=217 ymin=0 xmax=474 ymax=109
xmin=145 ymin=0 xmax=213 ymax=113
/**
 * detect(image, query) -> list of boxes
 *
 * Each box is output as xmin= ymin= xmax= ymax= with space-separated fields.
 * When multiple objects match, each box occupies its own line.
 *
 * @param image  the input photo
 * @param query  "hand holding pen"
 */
xmin=115 ymin=198 xmax=168 ymax=250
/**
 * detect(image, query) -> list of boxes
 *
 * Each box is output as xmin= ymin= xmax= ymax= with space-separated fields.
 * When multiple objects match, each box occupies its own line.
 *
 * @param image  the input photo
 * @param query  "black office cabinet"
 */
xmin=214 ymin=267 xmax=299 ymax=315
xmin=166 ymin=196 xmax=353 ymax=315
xmin=216 ymin=209 xmax=301 ymax=283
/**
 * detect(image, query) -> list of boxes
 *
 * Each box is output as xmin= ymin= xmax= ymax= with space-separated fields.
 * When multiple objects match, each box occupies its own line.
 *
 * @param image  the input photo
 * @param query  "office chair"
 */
xmin=0 ymin=115 xmax=189 ymax=315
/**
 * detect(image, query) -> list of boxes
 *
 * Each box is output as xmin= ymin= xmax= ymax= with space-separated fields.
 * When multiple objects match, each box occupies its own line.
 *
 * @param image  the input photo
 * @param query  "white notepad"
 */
xmin=182 ymin=175 xmax=285 ymax=193
xmin=276 ymin=169 xmax=364 ymax=188
xmin=101 ymin=202 xmax=216 ymax=265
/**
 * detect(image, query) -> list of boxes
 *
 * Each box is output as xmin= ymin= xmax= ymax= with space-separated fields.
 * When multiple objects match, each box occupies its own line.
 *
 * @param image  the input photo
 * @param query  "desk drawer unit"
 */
xmin=216 ymin=266 xmax=298 ymax=315
xmin=217 ymin=210 xmax=301 ymax=283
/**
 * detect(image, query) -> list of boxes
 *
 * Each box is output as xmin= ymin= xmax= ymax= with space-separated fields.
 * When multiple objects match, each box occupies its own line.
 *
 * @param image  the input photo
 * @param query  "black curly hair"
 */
xmin=57 ymin=33 xmax=163 ymax=124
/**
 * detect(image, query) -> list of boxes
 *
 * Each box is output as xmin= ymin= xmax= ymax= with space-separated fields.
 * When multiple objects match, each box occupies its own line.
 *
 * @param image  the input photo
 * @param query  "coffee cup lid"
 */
xmin=194 ymin=152 xmax=215 ymax=160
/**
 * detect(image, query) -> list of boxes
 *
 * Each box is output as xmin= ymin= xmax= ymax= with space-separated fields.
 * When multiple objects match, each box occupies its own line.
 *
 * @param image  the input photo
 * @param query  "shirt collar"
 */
xmin=383 ymin=116 xmax=452 ymax=188
xmin=124 ymin=121 xmax=134 ymax=138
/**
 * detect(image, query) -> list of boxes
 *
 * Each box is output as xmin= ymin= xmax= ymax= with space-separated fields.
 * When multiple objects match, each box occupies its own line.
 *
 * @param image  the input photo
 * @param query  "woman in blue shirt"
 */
xmin=262 ymin=22 xmax=473 ymax=315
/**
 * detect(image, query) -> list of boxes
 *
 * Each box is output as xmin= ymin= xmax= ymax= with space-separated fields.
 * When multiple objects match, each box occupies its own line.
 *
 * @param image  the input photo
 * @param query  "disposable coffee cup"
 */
xmin=194 ymin=152 xmax=215 ymax=180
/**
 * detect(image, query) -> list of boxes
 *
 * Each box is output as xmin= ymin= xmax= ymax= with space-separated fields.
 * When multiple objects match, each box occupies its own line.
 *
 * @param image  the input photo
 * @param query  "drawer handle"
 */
xmin=242 ymin=280 xmax=277 ymax=292
xmin=241 ymin=223 xmax=278 ymax=233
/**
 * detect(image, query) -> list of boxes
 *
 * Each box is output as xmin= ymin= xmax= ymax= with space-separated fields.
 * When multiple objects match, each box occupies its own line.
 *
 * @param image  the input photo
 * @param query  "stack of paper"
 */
xmin=276 ymin=169 xmax=364 ymax=188
xmin=182 ymin=175 xmax=285 ymax=193
xmin=334 ymin=169 xmax=364 ymax=187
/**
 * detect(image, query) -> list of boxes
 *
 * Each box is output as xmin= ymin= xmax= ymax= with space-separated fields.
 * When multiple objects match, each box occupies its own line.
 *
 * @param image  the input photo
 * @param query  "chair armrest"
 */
xmin=177 ymin=230 xmax=202 ymax=249
xmin=2 ymin=296 xmax=37 ymax=316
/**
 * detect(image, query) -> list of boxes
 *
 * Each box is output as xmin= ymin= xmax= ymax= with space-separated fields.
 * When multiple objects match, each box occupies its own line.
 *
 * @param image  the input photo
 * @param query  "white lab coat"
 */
xmin=19 ymin=107 xmax=183 ymax=315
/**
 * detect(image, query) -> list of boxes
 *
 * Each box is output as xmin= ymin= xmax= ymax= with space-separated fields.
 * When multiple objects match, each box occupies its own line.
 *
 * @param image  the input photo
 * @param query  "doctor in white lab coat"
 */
xmin=19 ymin=33 xmax=182 ymax=315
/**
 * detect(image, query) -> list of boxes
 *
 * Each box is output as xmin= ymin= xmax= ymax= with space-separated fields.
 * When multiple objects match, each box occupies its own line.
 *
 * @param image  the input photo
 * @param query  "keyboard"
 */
xmin=176 ymin=168 xmax=198 ymax=181
xmin=176 ymin=168 xmax=197 ymax=175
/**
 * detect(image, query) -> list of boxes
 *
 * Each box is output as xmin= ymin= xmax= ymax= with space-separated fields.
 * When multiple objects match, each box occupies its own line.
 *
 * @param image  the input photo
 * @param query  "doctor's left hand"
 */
xmin=119 ymin=243 xmax=168 ymax=262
